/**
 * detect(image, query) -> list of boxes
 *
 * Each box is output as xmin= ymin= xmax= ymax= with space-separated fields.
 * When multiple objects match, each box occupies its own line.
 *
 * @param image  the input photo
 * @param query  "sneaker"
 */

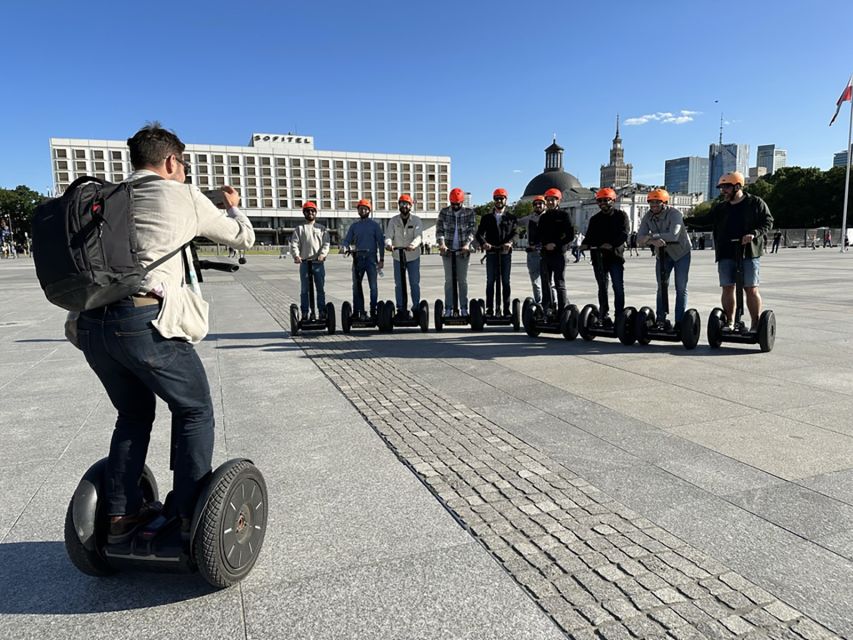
xmin=486 ymin=308 xmax=494 ymax=317
xmin=107 ymin=501 xmax=163 ymax=544
xmin=721 ymin=323 xmax=734 ymax=334
xmin=601 ymin=315 xmax=614 ymax=329
xmin=502 ymin=308 xmax=511 ymax=317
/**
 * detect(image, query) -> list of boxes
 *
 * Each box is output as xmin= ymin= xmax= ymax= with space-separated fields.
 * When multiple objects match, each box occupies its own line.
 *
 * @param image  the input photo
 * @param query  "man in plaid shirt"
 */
xmin=436 ymin=188 xmax=476 ymax=315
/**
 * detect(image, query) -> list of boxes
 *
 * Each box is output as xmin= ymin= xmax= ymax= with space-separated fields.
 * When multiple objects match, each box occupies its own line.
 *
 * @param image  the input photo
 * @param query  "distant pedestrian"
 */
xmin=771 ymin=230 xmax=782 ymax=254
xmin=824 ymin=229 xmax=832 ymax=248
xmin=629 ymin=231 xmax=639 ymax=256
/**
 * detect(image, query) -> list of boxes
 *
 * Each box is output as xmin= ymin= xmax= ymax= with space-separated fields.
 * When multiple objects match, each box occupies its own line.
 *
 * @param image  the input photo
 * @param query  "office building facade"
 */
xmin=756 ymin=144 xmax=787 ymax=175
xmin=49 ymin=133 xmax=451 ymax=243
xmin=664 ymin=156 xmax=709 ymax=201
xmin=708 ymin=143 xmax=749 ymax=197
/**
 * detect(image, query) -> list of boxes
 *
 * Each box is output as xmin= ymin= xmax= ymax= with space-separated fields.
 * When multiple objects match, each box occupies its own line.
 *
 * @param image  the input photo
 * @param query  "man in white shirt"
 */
xmin=290 ymin=201 xmax=330 ymax=318
xmin=384 ymin=194 xmax=423 ymax=316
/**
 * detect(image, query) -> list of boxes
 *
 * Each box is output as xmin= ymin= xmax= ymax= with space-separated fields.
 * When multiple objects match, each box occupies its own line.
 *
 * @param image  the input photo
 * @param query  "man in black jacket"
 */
xmin=537 ymin=188 xmax=573 ymax=314
xmin=686 ymin=172 xmax=773 ymax=331
xmin=582 ymin=188 xmax=630 ymax=326
xmin=477 ymin=188 xmax=517 ymax=315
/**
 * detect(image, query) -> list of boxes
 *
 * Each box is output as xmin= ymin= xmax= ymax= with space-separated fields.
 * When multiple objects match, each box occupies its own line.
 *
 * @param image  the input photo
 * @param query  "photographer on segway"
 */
xmin=581 ymin=188 xmax=630 ymax=327
xmin=637 ymin=189 xmax=691 ymax=329
xmin=290 ymin=201 xmax=330 ymax=319
xmin=74 ymin=123 xmax=255 ymax=541
xmin=384 ymin=194 xmax=423 ymax=318
xmin=476 ymin=188 xmax=518 ymax=316
xmin=686 ymin=171 xmax=773 ymax=332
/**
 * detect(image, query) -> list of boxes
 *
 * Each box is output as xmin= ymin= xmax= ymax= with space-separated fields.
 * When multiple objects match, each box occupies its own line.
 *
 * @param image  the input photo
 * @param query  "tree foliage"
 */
xmin=0 ymin=185 xmax=45 ymax=241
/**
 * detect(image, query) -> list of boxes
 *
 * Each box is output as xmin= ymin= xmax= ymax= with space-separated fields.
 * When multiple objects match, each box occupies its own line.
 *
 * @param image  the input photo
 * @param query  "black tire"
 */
xmin=560 ymin=304 xmax=579 ymax=341
xmin=289 ymin=303 xmax=300 ymax=336
xmin=758 ymin=310 xmax=776 ymax=352
xmin=522 ymin=297 xmax=534 ymax=323
xmin=434 ymin=299 xmax=444 ymax=332
xmin=193 ymin=460 xmax=268 ymax=589
xmin=325 ymin=302 xmax=336 ymax=335
xmin=418 ymin=300 xmax=429 ymax=332
xmin=470 ymin=299 xmax=485 ymax=331
xmin=341 ymin=301 xmax=352 ymax=334
xmin=635 ymin=306 xmax=655 ymax=346
xmin=238 ymin=257 xmax=247 ymax=265
xmin=511 ymin=299 xmax=521 ymax=331
xmin=380 ymin=300 xmax=394 ymax=333
xmin=618 ymin=306 xmax=637 ymax=346
xmin=680 ymin=309 xmax=701 ymax=350
xmin=707 ymin=308 xmax=725 ymax=349
xmin=579 ymin=304 xmax=597 ymax=341
xmin=64 ymin=461 xmax=158 ymax=578
xmin=523 ymin=302 xmax=541 ymax=337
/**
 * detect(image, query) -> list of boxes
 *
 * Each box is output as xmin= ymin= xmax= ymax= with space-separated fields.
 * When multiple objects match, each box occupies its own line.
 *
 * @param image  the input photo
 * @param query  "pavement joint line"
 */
xmin=235 ymin=274 xmax=843 ymax=639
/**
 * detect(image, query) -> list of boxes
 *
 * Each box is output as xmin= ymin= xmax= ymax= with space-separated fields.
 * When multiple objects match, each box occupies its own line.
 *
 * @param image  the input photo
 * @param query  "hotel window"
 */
xmin=56 ymin=160 xmax=68 ymax=170
xmin=214 ymin=176 xmax=225 ymax=186
xmin=231 ymin=177 xmax=241 ymax=186
xmin=214 ymin=166 xmax=224 ymax=175
xmin=322 ymin=180 xmax=331 ymax=189
xmin=261 ymin=157 xmax=271 ymax=166
xmin=230 ymin=166 xmax=241 ymax=175
xmin=276 ymin=158 xmax=287 ymax=167
xmin=262 ymin=178 xmax=272 ymax=186
xmin=277 ymin=179 xmax=288 ymax=187
xmin=213 ymin=155 xmax=223 ymax=163
xmin=348 ymin=161 xmax=357 ymax=169
xmin=292 ymin=159 xmax=301 ymax=167
xmin=198 ymin=164 xmax=208 ymax=174
xmin=58 ymin=172 xmax=69 ymax=182
xmin=197 ymin=154 xmax=207 ymax=162
xmin=75 ymin=161 xmax=87 ymax=171
xmin=349 ymin=171 xmax=358 ymax=179
xmin=247 ymin=167 xmax=256 ymax=176
xmin=262 ymin=168 xmax=271 ymax=176
xmin=306 ymin=159 xmax=315 ymax=167
xmin=247 ymin=178 xmax=257 ymax=186
xmin=263 ymin=199 xmax=273 ymax=208
xmin=114 ymin=173 xmax=124 ymax=182
xmin=93 ymin=150 xmax=104 ymax=159
xmin=112 ymin=162 xmax=123 ymax=172
xmin=229 ymin=155 xmax=239 ymax=164
xmin=197 ymin=177 xmax=209 ymax=186
xmin=335 ymin=160 xmax=343 ymax=169
xmin=292 ymin=168 xmax=301 ymax=177
xmin=94 ymin=173 xmax=106 ymax=180
xmin=74 ymin=149 xmax=86 ymax=159
xmin=111 ymin=151 xmax=123 ymax=160
xmin=321 ymin=160 xmax=330 ymax=168
xmin=248 ymin=199 xmax=258 ymax=207
xmin=246 ymin=156 xmax=255 ymax=165
xmin=55 ymin=149 xmax=67 ymax=158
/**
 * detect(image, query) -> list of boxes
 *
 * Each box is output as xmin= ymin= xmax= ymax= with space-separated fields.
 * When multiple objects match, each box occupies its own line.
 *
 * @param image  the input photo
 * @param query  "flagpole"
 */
xmin=843 ymin=75 xmax=853 ymax=253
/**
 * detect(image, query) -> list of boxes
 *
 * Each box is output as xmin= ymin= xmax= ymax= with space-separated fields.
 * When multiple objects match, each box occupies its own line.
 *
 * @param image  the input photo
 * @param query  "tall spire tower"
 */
xmin=600 ymin=115 xmax=633 ymax=188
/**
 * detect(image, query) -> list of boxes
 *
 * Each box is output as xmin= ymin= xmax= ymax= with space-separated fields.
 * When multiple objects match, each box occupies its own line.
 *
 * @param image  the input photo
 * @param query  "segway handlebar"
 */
xmin=197 ymin=260 xmax=239 ymax=273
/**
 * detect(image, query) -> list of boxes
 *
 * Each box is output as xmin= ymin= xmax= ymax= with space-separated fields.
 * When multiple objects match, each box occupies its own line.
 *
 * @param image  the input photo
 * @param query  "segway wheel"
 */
xmin=707 ymin=308 xmax=725 ymax=349
xmin=618 ymin=306 xmax=637 ymax=346
xmin=341 ymin=301 xmax=352 ymax=334
xmin=64 ymin=459 xmax=158 ymax=578
xmin=511 ymin=298 xmax=521 ymax=331
xmin=238 ymin=257 xmax=247 ymax=265
xmin=434 ymin=299 xmax=444 ymax=332
xmin=470 ymin=299 xmax=484 ymax=331
xmin=560 ymin=304 xmax=579 ymax=341
xmin=289 ymin=304 xmax=300 ymax=337
xmin=523 ymin=302 xmax=541 ymax=337
xmin=579 ymin=304 xmax=597 ymax=341
xmin=325 ymin=302 xmax=336 ymax=335
xmin=193 ymin=460 xmax=268 ymax=589
xmin=635 ymin=306 xmax=655 ymax=346
xmin=758 ymin=310 xmax=776 ymax=353
xmin=418 ymin=300 xmax=429 ymax=333
xmin=680 ymin=309 xmax=701 ymax=350
xmin=380 ymin=301 xmax=394 ymax=333
xmin=522 ymin=297 xmax=534 ymax=322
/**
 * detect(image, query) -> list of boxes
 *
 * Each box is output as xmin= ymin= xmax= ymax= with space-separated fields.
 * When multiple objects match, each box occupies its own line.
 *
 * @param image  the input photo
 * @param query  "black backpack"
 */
xmin=32 ymin=175 xmax=183 ymax=311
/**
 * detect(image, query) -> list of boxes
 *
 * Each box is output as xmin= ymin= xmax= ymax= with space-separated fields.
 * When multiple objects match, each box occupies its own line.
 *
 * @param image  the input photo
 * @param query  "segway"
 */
xmin=578 ymin=247 xmax=637 ymax=345
xmin=434 ymin=249 xmax=484 ymax=332
xmin=290 ymin=260 xmax=336 ymax=336
xmin=633 ymin=244 xmax=700 ymax=350
xmin=521 ymin=250 xmax=579 ymax=340
xmin=377 ymin=248 xmax=429 ymax=332
xmin=707 ymin=240 xmax=776 ymax=352
xmin=340 ymin=250 xmax=385 ymax=333
xmin=476 ymin=248 xmax=521 ymax=331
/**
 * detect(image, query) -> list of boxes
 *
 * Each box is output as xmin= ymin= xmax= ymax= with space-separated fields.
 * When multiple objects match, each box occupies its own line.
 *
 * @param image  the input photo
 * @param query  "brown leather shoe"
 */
xmin=107 ymin=502 xmax=163 ymax=544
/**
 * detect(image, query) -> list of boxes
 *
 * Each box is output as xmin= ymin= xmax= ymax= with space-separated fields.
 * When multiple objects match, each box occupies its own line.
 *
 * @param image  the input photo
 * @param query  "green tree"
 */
xmin=685 ymin=200 xmax=712 ymax=219
xmin=0 ymin=185 xmax=45 ymax=242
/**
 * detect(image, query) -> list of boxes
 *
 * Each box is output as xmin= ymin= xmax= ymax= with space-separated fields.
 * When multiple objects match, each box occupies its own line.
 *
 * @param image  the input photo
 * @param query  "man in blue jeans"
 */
xmin=476 ymin=187 xmax=517 ymax=316
xmin=75 ymin=123 xmax=255 ymax=541
xmin=290 ymin=201 xmax=330 ymax=318
xmin=637 ymin=189 xmax=691 ymax=329
xmin=581 ymin=188 xmax=630 ymax=327
xmin=385 ymin=194 xmax=423 ymax=316
xmin=340 ymin=198 xmax=385 ymax=319
xmin=686 ymin=172 xmax=773 ymax=331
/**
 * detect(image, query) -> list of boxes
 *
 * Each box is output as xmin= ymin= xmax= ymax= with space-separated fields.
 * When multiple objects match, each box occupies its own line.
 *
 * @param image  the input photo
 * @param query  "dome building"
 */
xmin=520 ymin=137 xmax=588 ymax=204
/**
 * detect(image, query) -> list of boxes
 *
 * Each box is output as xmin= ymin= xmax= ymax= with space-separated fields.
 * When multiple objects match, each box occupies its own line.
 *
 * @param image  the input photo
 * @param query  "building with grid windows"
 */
xmin=664 ymin=156 xmax=709 ymax=202
xmin=49 ymin=133 xmax=451 ymax=244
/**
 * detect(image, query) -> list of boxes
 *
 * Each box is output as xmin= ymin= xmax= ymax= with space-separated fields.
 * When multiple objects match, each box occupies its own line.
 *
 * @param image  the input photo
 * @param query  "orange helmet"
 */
xmin=532 ymin=195 xmax=545 ymax=203
xmin=717 ymin=171 xmax=745 ymax=188
xmin=647 ymin=189 xmax=670 ymax=203
xmin=449 ymin=188 xmax=465 ymax=204
xmin=398 ymin=194 xmax=413 ymax=204
xmin=493 ymin=187 xmax=508 ymax=199
xmin=544 ymin=188 xmax=562 ymax=200
xmin=356 ymin=198 xmax=372 ymax=210
xmin=595 ymin=187 xmax=617 ymax=201
xmin=302 ymin=201 xmax=317 ymax=211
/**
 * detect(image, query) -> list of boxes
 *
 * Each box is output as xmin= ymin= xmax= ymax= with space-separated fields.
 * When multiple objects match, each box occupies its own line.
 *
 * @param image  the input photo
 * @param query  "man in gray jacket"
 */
xmin=638 ymin=189 xmax=691 ymax=328
xmin=384 ymin=194 xmax=423 ymax=317
xmin=290 ymin=201 xmax=330 ymax=318
xmin=76 ymin=123 xmax=255 ymax=541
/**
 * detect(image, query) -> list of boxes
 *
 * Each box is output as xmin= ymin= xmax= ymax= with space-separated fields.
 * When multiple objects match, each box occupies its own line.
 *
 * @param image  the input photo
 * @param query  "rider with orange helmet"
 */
xmin=290 ymin=201 xmax=331 ymax=319
xmin=581 ymin=187 xmax=631 ymax=327
xmin=436 ymin=188 xmax=476 ymax=315
xmin=536 ymin=188 xmax=574 ymax=313
xmin=385 ymin=194 xmax=424 ymax=317
xmin=476 ymin=188 xmax=518 ymax=315
xmin=340 ymin=198 xmax=385 ymax=319
xmin=686 ymin=172 xmax=774 ymax=331
xmin=638 ymin=188 xmax=692 ymax=329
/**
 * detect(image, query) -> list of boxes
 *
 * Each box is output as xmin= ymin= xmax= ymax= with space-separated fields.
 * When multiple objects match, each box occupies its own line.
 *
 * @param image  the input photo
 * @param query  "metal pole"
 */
xmin=841 ymin=89 xmax=852 ymax=253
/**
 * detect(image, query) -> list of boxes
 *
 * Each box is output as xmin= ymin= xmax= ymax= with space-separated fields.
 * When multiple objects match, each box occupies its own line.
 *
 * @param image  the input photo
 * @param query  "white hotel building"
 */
xmin=49 ymin=133 xmax=451 ymax=244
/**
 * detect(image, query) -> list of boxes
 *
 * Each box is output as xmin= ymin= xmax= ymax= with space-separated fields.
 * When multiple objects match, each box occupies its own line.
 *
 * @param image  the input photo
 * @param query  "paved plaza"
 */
xmin=0 ymin=247 xmax=851 ymax=639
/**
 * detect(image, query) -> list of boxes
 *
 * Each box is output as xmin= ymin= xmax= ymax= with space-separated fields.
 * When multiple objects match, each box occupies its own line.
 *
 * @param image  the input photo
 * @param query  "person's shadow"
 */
xmin=0 ymin=541 xmax=215 ymax=613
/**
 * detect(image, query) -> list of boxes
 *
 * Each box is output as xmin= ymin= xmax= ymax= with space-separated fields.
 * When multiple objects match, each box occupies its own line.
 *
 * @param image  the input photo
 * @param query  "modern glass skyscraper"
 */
xmin=833 ymin=146 xmax=851 ymax=167
xmin=664 ymin=156 xmax=709 ymax=201
xmin=756 ymin=144 xmax=787 ymax=174
xmin=708 ymin=143 xmax=749 ymax=197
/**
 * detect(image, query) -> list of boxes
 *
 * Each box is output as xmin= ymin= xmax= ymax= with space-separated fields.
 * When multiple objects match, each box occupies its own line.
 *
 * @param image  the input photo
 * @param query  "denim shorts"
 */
xmin=717 ymin=257 xmax=760 ymax=287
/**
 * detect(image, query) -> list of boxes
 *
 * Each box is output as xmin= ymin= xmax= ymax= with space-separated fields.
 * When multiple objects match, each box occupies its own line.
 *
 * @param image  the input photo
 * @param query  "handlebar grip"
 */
xmin=197 ymin=260 xmax=239 ymax=273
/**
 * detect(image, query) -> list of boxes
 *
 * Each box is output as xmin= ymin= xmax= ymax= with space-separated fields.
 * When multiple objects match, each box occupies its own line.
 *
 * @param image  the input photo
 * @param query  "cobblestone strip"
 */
xmin=240 ymin=277 xmax=840 ymax=640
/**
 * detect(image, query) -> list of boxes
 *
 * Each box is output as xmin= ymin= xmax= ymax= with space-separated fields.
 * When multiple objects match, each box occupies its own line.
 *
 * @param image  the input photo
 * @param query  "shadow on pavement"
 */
xmin=0 ymin=541 xmax=214 ymax=613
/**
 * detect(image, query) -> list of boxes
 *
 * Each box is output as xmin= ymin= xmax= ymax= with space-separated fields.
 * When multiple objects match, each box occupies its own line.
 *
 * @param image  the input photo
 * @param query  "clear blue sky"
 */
xmin=3 ymin=0 xmax=852 ymax=203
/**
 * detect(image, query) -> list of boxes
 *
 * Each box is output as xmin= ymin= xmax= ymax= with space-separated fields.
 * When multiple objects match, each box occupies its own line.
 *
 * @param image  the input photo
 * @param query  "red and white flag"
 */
xmin=829 ymin=75 xmax=853 ymax=126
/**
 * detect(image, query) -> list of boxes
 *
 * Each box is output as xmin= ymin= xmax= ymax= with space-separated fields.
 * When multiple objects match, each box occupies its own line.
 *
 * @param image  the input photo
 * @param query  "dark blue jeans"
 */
xmin=593 ymin=259 xmax=625 ymax=318
xmin=78 ymin=300 xmax=214 ymax=519
xmin=352 ymin=252 xmax=378 ymax=315
xmin=485 ymin=252 xmax=512 ymax=313
xmin=393 ymin=257 xmax=420 ymax=311
xmin=656 ymin=252 xmax=691 ymax=322
xmin=300 ymin=261 xmax=326 ymax=316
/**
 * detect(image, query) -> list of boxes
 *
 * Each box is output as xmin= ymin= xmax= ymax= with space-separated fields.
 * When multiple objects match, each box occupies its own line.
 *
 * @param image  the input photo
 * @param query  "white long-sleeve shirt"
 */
xmin=290 ymin=221 xmax=330 ymax=260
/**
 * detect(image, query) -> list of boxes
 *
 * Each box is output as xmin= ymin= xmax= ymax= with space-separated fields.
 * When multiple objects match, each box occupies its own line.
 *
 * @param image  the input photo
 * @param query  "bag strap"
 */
xmin=145 ymin=242 xmax=189 ymax=273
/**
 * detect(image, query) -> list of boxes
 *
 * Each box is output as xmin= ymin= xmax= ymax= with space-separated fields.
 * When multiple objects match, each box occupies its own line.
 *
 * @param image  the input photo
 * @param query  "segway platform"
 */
xmin=578 ymin=304 xmax=637 ymax=345
xmin=341 ymin=302 xmax=383 ymax=333
xmin=434 ymin=250 xmax=483 ymax=332
xmin=376 ymin=248 xmax=429 ymax=332
xmin=522 ymin=298 xmax=579 ymax=341
xmin=290 ymin=260 xmax=335 ymax=335
xmin=477 ymin=249 xmax=521 ymax=331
